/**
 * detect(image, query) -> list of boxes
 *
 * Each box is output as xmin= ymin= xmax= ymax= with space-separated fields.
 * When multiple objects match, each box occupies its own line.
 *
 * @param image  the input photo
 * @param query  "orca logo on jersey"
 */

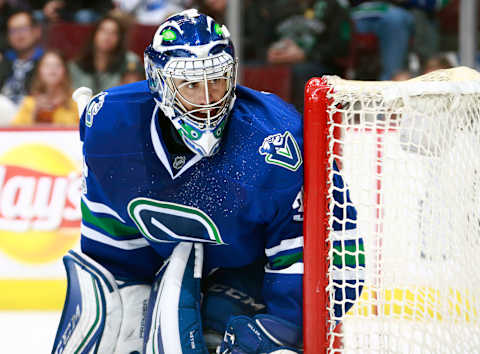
xmin=259 ymin=131 xmax=302 ymax=171
xmin=85 ymin=92 xmax=107 ymax=127
xmin=128 ymin=197 xmax=225 ymax=244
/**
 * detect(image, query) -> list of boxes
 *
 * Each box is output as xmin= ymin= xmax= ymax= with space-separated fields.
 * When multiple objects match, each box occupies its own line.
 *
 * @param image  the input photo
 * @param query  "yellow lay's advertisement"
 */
xmin=0 ymin=128 xmax=81 ymax=309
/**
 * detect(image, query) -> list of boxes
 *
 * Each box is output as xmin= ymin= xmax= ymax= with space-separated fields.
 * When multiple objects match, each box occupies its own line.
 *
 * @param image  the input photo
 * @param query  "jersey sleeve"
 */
xmin=262 ymin=179 xmax=304 ymax=329
xmin=253 ymin=93 xmax=305 ymax=329
xmin=78 ymin=92 xmax=163 ymax=281
xmin=331 ymin=160 xmax=365 ymax=319
xmin=262 ymin=159 xmax=365 ymax=330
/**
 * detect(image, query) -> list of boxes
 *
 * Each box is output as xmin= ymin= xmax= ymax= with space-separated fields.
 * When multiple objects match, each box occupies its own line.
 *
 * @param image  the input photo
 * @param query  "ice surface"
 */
xmin=1 ymin=311 xmax=61 ymax=353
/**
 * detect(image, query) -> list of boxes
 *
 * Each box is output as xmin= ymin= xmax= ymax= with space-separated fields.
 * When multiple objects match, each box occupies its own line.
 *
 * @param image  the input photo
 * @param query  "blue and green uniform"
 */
xmin=79 ymin=80 xmax=364 ymax=338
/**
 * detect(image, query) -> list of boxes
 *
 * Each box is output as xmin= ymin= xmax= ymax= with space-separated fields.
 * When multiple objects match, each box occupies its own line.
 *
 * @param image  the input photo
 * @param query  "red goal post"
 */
xmin=303 ymin=77 xmax=331 ymax=353
xmin=303 ymin=78 xmax=345 ymax=353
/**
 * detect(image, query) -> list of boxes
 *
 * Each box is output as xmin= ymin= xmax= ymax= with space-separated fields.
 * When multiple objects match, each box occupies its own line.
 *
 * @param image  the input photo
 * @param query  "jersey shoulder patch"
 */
xmin=259 ymin=131 xmax=302 ymax=171
xmin=85 ymin=92 xmax=108 ymax=128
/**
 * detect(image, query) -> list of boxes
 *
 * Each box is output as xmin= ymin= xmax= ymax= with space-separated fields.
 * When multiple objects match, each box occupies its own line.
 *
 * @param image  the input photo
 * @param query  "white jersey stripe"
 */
xmin=265 ymin=262 xmax=303 ymax=275
xmin=81 ymin=223 xmax=149 ymax=250
xmin=265 ymin=236 xmax=303 ymax=257
xmin=331 ymin=269 xmax=366 ymax=281
xmin=82 ymin=195 xmax=125 ymax=222
xmin=330 ymin=229 xmax=361 ymax=241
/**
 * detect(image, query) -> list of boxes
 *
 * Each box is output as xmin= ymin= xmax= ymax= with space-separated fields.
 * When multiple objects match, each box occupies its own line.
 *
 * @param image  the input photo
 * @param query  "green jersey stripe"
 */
xmin=82 ymin=200 xmax=138 ymax=237
xmin=81 ymin=223 xmax=149 ymax=250
xmin=333 ymin=252 xmax=366 ymax=267
xmin=333 ymin=243 xmax=366 ymax=267
xmin=271 ymin=251 xmax=303 ymax=268
xmin=81 ymin=195 xmax=125 ymax=222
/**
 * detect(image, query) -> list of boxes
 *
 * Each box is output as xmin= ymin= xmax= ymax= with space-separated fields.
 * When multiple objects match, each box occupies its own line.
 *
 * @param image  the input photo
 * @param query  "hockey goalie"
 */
xmin=52 ymin=9 xmax=364 ymax=354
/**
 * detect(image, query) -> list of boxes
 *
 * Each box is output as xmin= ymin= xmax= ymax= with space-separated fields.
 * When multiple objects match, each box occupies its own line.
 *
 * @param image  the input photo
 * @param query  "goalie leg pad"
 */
xmin=52 ymin=250 xmax=151 ymax=354
xmin=144 ymin=242 xmax=208 ymax=354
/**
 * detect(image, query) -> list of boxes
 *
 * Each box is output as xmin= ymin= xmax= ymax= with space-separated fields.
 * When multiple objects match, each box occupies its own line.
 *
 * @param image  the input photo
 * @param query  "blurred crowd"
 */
xmin=0 ymin=0 xmax=466 ymax=124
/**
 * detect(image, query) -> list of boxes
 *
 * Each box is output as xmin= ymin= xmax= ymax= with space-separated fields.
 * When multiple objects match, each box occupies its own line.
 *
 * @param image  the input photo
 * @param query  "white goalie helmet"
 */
xmin=144 ymin=9 xmax=237 ymax=157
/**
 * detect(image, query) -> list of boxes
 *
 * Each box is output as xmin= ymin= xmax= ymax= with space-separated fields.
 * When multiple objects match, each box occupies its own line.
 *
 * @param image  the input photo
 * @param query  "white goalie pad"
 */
xmin=144 ymin=242 xmax=207 ymax=354
xmin=52 ymin=250 xmax=151 ymax=354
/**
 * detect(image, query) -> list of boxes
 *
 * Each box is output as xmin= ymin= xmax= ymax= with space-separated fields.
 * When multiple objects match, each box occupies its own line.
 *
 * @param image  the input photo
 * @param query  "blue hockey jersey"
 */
xmin=79 ymin=80 xmax=363 ymax=333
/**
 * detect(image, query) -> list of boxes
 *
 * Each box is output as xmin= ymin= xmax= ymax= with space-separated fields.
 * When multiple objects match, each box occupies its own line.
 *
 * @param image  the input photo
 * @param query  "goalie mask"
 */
xmin=145 ymin=9 xmax=237 ymax=157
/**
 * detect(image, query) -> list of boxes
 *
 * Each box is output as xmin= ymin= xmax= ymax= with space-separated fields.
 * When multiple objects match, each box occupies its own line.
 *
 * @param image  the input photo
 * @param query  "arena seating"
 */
xmin=44 ymin=22 xmax=95 ymax=60
xmin=44 ymin=22 xmax=293 ymax=102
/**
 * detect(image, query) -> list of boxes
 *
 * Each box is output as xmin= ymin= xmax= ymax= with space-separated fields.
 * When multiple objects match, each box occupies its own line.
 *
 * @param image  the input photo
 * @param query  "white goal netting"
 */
xmin=322 ymin=67 xmax=480 ymax=353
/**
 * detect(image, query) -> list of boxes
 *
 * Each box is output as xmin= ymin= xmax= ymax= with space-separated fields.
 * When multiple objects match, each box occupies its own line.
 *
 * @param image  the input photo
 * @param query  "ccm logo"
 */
xmin=208 ymin=283 xmax=265 ymax=311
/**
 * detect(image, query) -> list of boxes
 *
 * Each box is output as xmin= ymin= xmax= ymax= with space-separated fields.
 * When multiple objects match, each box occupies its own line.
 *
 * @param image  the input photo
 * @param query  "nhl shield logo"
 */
xmin=259 ymin=131 xmax=302 ymax=171
xmin=173 ymin=155 xmax=186 ymax=170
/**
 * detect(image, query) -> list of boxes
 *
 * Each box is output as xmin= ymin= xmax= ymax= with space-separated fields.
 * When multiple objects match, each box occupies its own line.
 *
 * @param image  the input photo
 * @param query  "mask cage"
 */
xmin=156 ymin=53 xmax=237 ymax=130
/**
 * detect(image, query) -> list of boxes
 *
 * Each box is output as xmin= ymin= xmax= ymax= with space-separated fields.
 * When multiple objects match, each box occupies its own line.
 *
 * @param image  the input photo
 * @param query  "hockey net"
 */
xmin=303 ymin=67 xmax=480 ymax=353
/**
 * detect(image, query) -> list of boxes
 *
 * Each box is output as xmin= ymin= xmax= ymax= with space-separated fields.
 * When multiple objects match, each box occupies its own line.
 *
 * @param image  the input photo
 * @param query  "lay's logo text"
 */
xmin=0 ymin=165 xmax=80 ymax=232
xmin=0 ymin=144 xmax=81 ymax=264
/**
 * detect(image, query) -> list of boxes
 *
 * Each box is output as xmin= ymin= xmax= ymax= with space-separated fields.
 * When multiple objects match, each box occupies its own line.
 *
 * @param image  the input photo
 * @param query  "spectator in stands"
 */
xmin=191 ymin=0 xmax=227 ymax=23
xmin=30 ymin=1 xmax=114 ymax=24
xmin=12 ymin=50 xmax=78 ymax=125
xmin=37 ymin=0 xmax=65 ymax=23
xmin=0 ymin=0 xmax=31 ymax=52
xmin=69 ymin=14 xmax=144 ymax=94
xmin=0 ymin=0 xmax=29 ymax=122
xmin=0 ymin=94 xmax=18 ymax=125
xmin=0 ymin=10 xmax=43 ymax=106
xmin=248 ymin=0 xmax=352 ymax=111
xmin=391 ymin=69 xmax=412 ymax=81
xmin=350 ymin=1 xmax=413 ymax=80
xmin=71 ymin=1 xmax=115 ymax=23
xmin=422 ymin=54 xmax=453 ymax=74
xmin=350 ymin=0 xmax=450 ymax=80
xmin=120 ymin=66 xmax=146 ymax=85
xmin=112 ymin=0 xmax=185 ymax=25
xmin=391 ymin=55 xmax=453 ymax=82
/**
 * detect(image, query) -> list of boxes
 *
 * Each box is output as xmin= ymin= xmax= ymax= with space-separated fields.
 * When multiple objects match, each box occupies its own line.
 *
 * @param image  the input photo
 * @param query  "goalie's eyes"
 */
xmin=176 ymin=81 xmax=200 ymax=91
xmin=184 ymin=79 xmax=221 ymax=90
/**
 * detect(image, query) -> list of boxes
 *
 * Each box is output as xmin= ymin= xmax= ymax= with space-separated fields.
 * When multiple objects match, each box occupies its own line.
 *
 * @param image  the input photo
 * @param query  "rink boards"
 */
xmin=0 ymin=127 xmax=81 ymax=309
